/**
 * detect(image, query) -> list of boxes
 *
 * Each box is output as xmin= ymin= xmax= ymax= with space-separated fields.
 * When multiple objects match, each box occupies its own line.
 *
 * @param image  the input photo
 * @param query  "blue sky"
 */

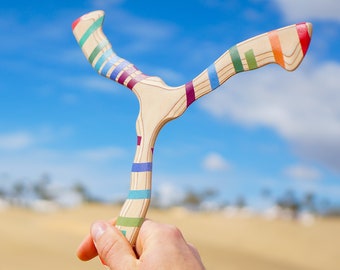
xmin=1 ymin=0 xmax=340 ymax=208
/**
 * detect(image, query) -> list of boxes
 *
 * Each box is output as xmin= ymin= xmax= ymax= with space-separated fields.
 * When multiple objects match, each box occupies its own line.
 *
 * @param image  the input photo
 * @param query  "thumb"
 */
xmin=91 ymin=221 xmax=137 ymax=270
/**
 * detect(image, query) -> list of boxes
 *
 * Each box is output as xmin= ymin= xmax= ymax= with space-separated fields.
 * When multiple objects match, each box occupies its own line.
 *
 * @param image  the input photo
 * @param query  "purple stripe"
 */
xmin=131 ymin=162 xmax=152 ymax=172
xmin=185 ymin=81 xmax=196 ymax=107
xmin=110 ymin=60 xmax=130 ymax=81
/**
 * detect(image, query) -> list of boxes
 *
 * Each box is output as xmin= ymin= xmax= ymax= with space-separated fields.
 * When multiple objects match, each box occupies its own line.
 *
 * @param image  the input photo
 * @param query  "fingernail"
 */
xmin=91 ymin=222 xmax=107 ymax=241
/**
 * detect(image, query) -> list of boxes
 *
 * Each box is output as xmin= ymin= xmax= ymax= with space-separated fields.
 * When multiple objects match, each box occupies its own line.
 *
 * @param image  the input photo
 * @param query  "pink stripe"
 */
xmin=185 ymin=81 xmax=195 ymax=107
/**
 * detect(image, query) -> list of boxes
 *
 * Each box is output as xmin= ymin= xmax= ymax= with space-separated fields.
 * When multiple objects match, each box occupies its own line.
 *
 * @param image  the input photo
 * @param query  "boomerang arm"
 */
xmin=72 ymin=10 xmax=149 ymax=91
xmin=184 ymin=22 xmax=312 ymax=104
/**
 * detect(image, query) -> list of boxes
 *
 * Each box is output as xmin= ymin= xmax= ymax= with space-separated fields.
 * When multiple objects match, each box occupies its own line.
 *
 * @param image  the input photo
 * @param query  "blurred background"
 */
xmin=0 ymin=0 xmax=339 ymax=269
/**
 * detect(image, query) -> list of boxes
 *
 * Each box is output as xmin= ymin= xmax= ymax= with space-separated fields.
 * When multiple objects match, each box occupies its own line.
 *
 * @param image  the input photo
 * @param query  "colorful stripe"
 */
xmin=89 ymin=39 xmax=109 ymax=64
xmin=127 ymin=74 xmax=147 ymax=90
xmin=185 ymin=81 xmax=196 ymax=107
xmin=296 ymin=23 xmax=311 ymax=56
xmin=110 ymin=60 xmax=130 ymax=81
xmin=100 ymin=55 xmax=120 ymax=76
xmin=207 ymin=64 xmax=220 ymax=90
xmin=245 ymin=49 xmax=258 ymax=70
xmin=268 ymin=30 xmax=285 ymax=68
xmin=94 ymin=48 xmax=114 ymax=72
xmin=137 ymin=136 xmax=142 ymax=145
xmin=128 ymin=189 xmax=151 ymax=199
xmin=116 ymin=217 xmax=144 ymax=227
xmin=131 ymin=162 xmax=152 ymax=172
xmin=79 ymin=16 xmax=104 ymax=48
xmin=230 ymin=46 xmax=244 ymax=73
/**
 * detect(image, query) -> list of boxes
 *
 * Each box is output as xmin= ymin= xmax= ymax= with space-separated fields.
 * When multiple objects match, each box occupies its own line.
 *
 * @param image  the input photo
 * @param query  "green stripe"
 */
xmin=88 ymin=39 xmax=109 ymax=64
xmin=230 ymin=46 xmax=244 ymax=73
xmin=245 ymin=49 xmax=258 ymax=70
xmin=79 ymin=16 xmax=104 ymax=48
xmin=116 ymin=216 xmax=144 ymax=227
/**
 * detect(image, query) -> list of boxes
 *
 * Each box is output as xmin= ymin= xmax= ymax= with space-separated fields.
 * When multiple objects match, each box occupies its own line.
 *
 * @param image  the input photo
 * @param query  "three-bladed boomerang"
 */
xmin=72 ymin=10 xmax=312 ymax=245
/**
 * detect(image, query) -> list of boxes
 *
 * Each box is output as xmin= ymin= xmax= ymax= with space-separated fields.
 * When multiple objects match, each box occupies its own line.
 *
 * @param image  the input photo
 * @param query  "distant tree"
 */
xmin=33 ymin=174 xmax=53 ymax=201
xmin=71 ymin=182 xmax=93 ymax=202
xmin=235 ymin=196 xmax=246 ymax=209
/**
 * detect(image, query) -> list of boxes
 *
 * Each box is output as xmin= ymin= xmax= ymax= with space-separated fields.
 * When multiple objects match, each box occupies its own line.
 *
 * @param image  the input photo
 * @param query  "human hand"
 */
xmin=77 ymin=219 xmax=205 ymax=270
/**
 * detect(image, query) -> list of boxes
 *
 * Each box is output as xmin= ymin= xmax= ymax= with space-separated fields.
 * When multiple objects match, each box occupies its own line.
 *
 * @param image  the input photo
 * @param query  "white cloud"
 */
xmin=202 ymin=152 xmax=230 ymax=172
xmin=284 ymin=164 xmax=321 ymax=181
xmin=0 ymin=132 xmax=34 ymax=150
xmin=274 ymin=0 xmax=340 ymax=22
xmin=200 ymin=61 xmax=340 ymax=172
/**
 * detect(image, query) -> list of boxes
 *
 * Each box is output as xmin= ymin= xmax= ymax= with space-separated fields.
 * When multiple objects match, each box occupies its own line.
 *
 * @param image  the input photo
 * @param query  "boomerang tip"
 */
xmin=72 ymin=10 xmax=104 ymax=30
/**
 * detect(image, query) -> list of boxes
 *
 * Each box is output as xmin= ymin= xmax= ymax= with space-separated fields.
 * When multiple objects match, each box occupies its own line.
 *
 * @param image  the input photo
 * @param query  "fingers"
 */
xmin=91 ymin=221 xmax=137 ymax=270
xmin=77 ymin=218 xmax=117 ymax=261
xmin=77 ymin=234 xmax=98 ymax=261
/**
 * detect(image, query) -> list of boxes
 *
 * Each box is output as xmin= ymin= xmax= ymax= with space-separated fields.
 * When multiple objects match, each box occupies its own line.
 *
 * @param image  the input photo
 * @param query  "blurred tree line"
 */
xmin=0 ymin=174 xmax=339 ymax=217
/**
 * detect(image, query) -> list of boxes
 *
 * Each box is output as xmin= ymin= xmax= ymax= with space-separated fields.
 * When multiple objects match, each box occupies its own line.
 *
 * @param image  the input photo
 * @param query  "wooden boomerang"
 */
xmin=72 ymin=10 xmax=312 ymax=245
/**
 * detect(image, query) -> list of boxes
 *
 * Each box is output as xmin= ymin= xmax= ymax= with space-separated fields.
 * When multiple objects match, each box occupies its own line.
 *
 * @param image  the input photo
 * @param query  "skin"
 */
xmin=77 ymin=219 xmax=206 ymax=270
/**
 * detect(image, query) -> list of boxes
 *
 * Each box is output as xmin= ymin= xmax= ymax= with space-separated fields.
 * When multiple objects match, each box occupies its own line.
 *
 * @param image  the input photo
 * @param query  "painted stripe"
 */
xmin=72 ymin=18 xmax=81 ymax=30
xmin=296 ymin=23 xmax=311 ymax=56
xmin=230 ymin=46 xmax=244 ymax=73
xmin=88 ymin=39 xmax=109 ymax=64
xmin=137 ymin=136 xmax=142 ymax=145
xmin=185 ymin=81 xmax=196 ymax=107
xmin=100 ymin=55 xmax=120 ymax=76
xmin=128 ymin=189 xmax=151 ymax=199
xmin=79 ymin=16 xmax=104 ymax=48
xmin=127 ymin=74 xmax=147 ymax=89
xmin=207 ymin=64 xmax=219 ymax=90
xmin=245 ymin=49 xmax=258 ymax=70
xmin=268 ymin=30 xmax=285 ymax=68
xmin=131 ymin=162 xmax=152 ymax=172
xmin=94 ymin=48 xmax=114 ymax=72
xmin=116 ymin=216 xmax=144 ymax=227
xmin=117 ymin=70 xmax=130 ymax=85
xmin=110 ymin=60 xmax=130 ymax=81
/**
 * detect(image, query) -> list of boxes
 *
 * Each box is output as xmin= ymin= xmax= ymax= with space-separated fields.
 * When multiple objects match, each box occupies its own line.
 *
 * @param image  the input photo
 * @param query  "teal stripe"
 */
xmin=79 ymin=16 xmax=104 ymax=48
xmin=128 ymin=189 xmax=151 ymax=199
xmin=245 ymin=49 xmax=258 ymax=70
xmin=116 ymin=217 xmax=144 ymax=227
xmin=207 ymin=64 xmax=220 ymax=90
xmin=230 ymin=46 xmax=244 ymax=73
xmin=88 ymin=39 xmax=109 ymax=64
xmin=94 ymin=48 xmax=114 ymax=72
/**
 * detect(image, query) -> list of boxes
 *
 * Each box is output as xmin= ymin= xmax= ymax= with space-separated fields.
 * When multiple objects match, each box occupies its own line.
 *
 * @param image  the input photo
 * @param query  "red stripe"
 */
xmin=127 ymin=74 xmax=148 ymax=90
xmin=185 ymin=81 xmax=196 ymax=107
xmin=72 ymin=17 xmax=81 ymax=30
xmin=296 ymin=23 xmax=311 ymax=56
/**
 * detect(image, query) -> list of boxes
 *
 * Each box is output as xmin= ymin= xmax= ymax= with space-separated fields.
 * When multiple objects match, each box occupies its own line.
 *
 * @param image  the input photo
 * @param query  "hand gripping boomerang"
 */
xmin=72 ymin=10 xmax=312 ymax=245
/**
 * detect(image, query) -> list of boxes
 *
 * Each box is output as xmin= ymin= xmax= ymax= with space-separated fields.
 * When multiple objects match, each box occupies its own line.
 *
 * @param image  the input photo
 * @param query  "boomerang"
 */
xmin=72 ymin=10 xmax=312 ymax=245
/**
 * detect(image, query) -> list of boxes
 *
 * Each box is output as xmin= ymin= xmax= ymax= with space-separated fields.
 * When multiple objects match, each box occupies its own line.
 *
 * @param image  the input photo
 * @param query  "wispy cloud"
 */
xmin=284 ymin=164 xmax=321 ymax=181
xmin=202 ymin=152 xmax=231 ymax=172
xmin=200 ymin=61 xmax=340 ymax=172
xmin=274 ymin=0 xmax=340 ymax=22
xmin=0 ymin=132 xmax=34 ymax=150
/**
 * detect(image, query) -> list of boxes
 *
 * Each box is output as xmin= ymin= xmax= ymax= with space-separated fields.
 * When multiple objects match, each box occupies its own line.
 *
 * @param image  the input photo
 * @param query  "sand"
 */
xmin=0 ymin=204 xmax=339 ymax=270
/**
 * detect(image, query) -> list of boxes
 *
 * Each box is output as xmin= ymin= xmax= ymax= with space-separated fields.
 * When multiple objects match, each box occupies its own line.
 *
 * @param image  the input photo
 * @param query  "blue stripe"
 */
xmin=110 ymin=60 xmax=130 ymax=81
xmin=128 ymin=189 xmax=151 ymax=199
xmin=94 ymin=48 xmax=114 ymax=72
xmin=100 ymin=55 xmax=120 ymax=76
xmin=131 ymin=162 xmax=152 ymax=172
xmin=207 ymin=64 xmax=220 ymax=90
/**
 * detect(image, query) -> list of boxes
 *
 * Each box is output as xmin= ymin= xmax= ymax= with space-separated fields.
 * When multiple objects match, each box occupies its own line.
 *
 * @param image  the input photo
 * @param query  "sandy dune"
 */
xmin=0 ymin=204 xmax=339 ymax=270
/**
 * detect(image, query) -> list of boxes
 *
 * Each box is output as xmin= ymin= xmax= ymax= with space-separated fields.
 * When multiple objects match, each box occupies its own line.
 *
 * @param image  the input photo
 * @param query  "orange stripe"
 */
xmin=268 ymin=30 xmax=285 ymax=69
